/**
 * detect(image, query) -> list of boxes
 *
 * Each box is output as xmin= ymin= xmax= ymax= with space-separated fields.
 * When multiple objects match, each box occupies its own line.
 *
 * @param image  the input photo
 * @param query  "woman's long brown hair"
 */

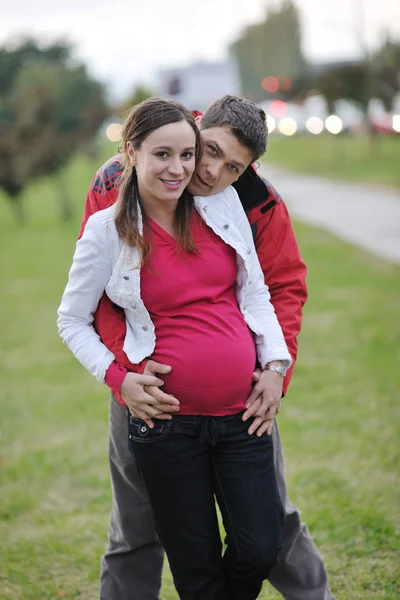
xmin=114 ymin=97 xmax=203 ymax=265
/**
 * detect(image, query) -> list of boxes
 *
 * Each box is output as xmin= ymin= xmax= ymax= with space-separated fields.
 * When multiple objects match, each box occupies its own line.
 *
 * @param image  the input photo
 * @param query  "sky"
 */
xmin=1 ymin=0 xmax=399 ymax=101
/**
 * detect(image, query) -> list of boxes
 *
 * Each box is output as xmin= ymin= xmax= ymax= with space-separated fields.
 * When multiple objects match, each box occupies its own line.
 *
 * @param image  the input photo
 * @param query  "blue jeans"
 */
xmin=128 ymin=411 xmax=284 ymax=600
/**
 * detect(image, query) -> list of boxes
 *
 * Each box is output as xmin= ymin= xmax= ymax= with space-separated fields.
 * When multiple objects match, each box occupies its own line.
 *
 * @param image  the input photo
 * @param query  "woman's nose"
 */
xmin=168 ymin=158 xmax=184 ymax=175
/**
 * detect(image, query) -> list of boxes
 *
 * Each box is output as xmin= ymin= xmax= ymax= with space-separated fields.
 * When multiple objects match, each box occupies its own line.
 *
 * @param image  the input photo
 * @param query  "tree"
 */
xmin=0 ymin=39 xmax=110 ymax=221
xmin=118 ymin=84 xmax=155 ymax=117
xmin=372 ymin=36 xmax=400 ymax=111
xmin=315 ymin=36 xmax=400 ymax=124
xmin=0 ymin=38 xmax=70 ymax=97
xmin=315 ymin=62 xmax=368 ymax=115
xmin=230 ymin=1 xmax=308 ymax=101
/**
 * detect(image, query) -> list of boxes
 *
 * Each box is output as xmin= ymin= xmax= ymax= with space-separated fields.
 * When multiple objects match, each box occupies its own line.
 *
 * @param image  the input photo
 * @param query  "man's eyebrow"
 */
xmin=207 ymin=139 xmax=246 ymax=171
xmin=228 ymin=159 xmax=246 ymax=171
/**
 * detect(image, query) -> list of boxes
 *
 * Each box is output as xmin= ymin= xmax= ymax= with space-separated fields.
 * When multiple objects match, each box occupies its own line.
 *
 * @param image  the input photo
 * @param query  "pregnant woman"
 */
xmin=58 ymin=96 xmax=291 ymax=600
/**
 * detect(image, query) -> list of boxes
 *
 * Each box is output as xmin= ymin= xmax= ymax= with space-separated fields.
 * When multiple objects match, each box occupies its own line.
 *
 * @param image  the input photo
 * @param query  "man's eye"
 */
xmin=182 ymin=151 xmax=194 ymax=159
xmin=228 ymin=164 xmax=238 ymax=172
xmin=156 ymin=151 xmax=169 ymax=158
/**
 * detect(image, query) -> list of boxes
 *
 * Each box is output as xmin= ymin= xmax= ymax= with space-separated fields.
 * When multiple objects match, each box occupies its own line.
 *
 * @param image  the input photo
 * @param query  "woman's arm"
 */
xmin=58 ymin=212 xmax=179 ymax=425
xmin=57 ymin=212 xmax=117 ymax=383
xmin=225 ymin=186 xmax=292 ymax=370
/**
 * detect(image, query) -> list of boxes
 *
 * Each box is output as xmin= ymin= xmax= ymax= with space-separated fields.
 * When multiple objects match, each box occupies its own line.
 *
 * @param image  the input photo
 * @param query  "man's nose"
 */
xmin=205 ymin=161 xmax=221 ymax=181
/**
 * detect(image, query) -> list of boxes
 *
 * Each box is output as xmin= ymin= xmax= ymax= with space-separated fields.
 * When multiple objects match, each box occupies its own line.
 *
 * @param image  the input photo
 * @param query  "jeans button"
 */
xmin=139 ymin=425 xmax=149 ymax=437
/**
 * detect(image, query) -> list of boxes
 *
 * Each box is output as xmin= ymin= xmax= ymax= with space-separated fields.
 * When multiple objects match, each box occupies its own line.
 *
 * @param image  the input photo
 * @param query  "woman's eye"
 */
xmin=156 ymin=151 xmax=169 ymax=158
xmin=228 ymin=164 xmax=238 ymax=172
xmin=207 ymin=145 xmax=217 ymax=155
xmin=182 ymin=151 xmax=194 ymax=159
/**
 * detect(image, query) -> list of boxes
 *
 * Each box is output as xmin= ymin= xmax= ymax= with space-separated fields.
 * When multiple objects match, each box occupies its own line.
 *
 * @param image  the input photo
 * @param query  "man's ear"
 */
xmin=194 ymin=115 xmax=202 ymax=128
xmin=126 ymin=141 xmax=136 ymax=166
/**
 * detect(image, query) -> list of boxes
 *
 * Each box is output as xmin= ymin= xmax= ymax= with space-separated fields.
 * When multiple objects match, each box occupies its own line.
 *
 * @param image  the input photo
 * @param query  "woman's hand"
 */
xmin=244 ymin=396 xmax=275 ymax=436
xmin=121 ymin=361 xmax=180 ymax=428
xmin=243 ymin=367 xmax=283 ymax=435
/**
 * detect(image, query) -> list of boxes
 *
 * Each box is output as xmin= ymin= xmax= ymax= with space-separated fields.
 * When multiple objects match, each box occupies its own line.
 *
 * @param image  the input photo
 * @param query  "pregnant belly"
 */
xmin=150 ymin=328 xmax=257 ymax=416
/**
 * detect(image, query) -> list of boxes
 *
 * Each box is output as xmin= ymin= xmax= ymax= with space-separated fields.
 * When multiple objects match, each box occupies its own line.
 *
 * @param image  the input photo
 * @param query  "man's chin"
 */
xmin=187 ymin=182 xmax=216 ymax=196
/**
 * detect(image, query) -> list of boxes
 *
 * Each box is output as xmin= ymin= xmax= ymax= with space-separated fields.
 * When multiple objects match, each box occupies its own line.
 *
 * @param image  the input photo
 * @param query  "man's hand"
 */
xmin=142 ymin=360 xmax=180 ymax=423
xmin=121 ymin=360 xmax=179 ymax=428
xmin=243 ymin=366 xmax=283 ymax=435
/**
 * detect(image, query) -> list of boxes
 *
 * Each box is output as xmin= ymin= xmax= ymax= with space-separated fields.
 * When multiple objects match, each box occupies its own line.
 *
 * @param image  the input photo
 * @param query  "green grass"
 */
xmin=263 ymin=134 xmax=400 ymax=189
xmin=1 ymin=148 xmax=399 ymax=599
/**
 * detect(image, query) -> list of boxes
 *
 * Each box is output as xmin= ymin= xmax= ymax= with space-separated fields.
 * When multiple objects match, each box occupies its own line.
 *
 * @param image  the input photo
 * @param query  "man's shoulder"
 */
xmin=91 ymin=154 xmax=124 ymax=196
xmin=232 ymin=165 xmax=282 ymax=217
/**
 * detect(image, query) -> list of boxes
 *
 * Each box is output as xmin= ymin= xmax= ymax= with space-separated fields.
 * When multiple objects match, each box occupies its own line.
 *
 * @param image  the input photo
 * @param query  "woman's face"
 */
xmin=128 ymin=121 xmax=197 ymax=207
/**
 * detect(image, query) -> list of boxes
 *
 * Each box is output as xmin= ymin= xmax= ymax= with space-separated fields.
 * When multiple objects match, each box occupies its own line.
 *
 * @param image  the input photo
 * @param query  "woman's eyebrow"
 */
xmin=152 ymin=145 xmax=196 ymax=151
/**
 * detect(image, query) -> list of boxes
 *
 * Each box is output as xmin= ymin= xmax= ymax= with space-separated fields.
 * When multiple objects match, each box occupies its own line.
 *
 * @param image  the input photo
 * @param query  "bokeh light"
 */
xmin=325 ymin=115 xmax=343 ymax=135
xmin=106 ymin=123 xmax=123 ymax=142
xmin=266 ymin=114 xmax=276 ymax=133
xmin=393 ymin=115 xmax=400 ymax=133
xmin=261 ymin=76 xmax=279 ymax=93
xmin=306 ymin=116 xmax=324 ymax=135
xmin=270 ymin=100 xmax=288 ymax=118
xmin=280 ymin=77 xmax=292 ymax=91
xmin=278 ymin=117 xmax=297 ymax=136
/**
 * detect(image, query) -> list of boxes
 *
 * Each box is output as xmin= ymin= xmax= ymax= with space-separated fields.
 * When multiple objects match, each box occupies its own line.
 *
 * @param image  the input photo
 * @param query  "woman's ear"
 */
xmin=126 ymin=141 xmax=136 ymax=166
xmin=194 ymin=115 xmax=202 ymax=128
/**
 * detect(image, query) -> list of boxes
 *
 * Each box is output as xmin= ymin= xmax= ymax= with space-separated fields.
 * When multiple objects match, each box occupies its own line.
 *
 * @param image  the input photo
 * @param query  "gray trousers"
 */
xmin=100 ymin=397 xmax=335 ymax=600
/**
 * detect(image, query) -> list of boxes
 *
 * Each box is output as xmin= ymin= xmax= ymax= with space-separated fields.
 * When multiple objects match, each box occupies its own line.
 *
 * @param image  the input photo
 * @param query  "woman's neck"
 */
xmin=139 ymin=188 xmax=179 ymax=237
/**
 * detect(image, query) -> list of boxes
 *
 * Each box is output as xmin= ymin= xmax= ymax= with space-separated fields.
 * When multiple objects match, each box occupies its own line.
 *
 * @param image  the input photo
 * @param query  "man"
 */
xmin=80 ymin=95 xmax=334 ymax=600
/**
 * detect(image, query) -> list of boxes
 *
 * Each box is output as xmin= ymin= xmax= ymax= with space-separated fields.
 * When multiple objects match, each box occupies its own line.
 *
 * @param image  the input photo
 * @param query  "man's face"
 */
xmin=187 ymin=125 xmax=253 ymax=197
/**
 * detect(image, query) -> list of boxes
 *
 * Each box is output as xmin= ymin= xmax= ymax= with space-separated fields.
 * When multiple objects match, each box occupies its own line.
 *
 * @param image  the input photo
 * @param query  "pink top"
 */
xmin=138 ymin=210 xmax=256 ymax=416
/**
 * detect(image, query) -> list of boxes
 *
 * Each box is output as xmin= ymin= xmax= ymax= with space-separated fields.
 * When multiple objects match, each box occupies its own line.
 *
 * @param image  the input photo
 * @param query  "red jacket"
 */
xmin=79 ymin=154 xmax=307 ymax=401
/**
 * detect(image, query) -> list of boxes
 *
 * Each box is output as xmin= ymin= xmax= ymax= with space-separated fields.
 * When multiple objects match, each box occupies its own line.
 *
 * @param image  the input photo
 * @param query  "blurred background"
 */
xmin=0 ymin=1 xmax=399 ymax=599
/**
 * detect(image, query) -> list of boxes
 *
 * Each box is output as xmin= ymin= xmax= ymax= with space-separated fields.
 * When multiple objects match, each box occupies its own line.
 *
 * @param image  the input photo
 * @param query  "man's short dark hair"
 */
xmin=200 ymin=95 xmax=267 ymax=161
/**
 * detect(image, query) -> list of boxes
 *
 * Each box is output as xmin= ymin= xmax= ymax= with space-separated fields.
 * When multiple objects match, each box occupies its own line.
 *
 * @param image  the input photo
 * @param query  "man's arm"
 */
xmin=78 ymin=154 xmax=122 ymax=238
xmin=248 ymin=187 xmax=307 ymax=396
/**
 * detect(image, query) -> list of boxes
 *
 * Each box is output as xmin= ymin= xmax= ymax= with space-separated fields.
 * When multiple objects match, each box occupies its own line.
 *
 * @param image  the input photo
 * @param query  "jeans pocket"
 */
xmin=127 ymin=414 xmax=171 ymax=448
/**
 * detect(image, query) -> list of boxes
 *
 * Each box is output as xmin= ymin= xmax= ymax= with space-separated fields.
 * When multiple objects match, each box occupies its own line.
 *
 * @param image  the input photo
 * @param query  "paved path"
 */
xmin=259 ymin=165 xmax=400 ymax=264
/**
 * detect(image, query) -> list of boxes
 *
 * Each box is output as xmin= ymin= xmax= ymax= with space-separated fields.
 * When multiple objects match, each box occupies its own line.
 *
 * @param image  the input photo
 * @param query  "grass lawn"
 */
xmin=263 ymin=134 xmax=400 ymax=190
xmin=1 ymin=147 xmax=399 ymax=599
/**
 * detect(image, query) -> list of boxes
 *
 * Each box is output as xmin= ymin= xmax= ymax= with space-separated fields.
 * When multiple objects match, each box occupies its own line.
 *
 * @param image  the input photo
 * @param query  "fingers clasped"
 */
xmin=121 ymin=370 xmax=180 ymax=428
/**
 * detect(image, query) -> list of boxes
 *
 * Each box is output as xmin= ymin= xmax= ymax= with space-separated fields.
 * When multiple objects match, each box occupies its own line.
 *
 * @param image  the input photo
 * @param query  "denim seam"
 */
xmin=211 ymin=453 xmax=240 ymax=559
